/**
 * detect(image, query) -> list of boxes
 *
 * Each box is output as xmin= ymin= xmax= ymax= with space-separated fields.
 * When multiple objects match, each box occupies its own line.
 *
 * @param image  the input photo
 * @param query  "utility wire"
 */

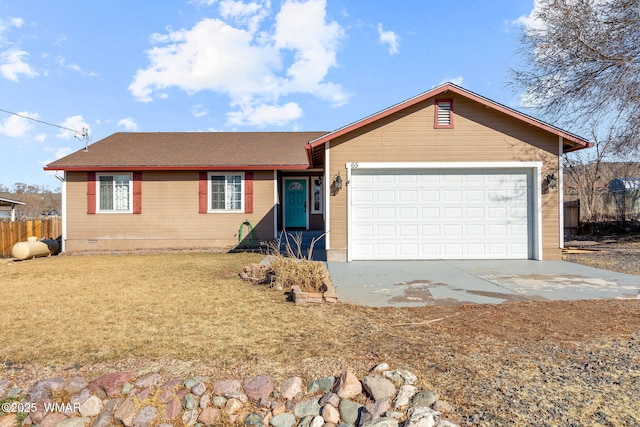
xmin=0 ymin=107 xmax=90 ymax=142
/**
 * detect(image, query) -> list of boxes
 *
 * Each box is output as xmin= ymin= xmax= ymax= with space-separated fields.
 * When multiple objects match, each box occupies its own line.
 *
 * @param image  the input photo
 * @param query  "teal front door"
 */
xmin=285 ymin=179 xmax=307 ymax=228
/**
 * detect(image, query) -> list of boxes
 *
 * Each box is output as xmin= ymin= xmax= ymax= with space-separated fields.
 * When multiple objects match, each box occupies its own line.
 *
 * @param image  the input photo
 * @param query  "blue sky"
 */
xmin=0 ymin=0 xmax=539 ymax=189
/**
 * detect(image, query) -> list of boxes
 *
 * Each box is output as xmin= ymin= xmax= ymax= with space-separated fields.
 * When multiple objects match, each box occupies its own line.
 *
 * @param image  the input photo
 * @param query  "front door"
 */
xmin=284 ymin=178 xmax=307 ymax=228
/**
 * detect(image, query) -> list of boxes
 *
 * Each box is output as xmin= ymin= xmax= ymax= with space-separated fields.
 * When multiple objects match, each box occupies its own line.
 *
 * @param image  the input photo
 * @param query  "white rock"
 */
xmin=393 ymin=385 xmax=417 ymax=408
xmin=79 ymin=395 xmax=103 ymax=417
xmin=383 ymin=370 xmax=418 ymax=386
xmin=404 ymin=407 xmax=440 ymax=427
xmin=371 ymin=363 xmax=390 ymax=373
xmin=310 ymin=415 xmax=325 ymax=427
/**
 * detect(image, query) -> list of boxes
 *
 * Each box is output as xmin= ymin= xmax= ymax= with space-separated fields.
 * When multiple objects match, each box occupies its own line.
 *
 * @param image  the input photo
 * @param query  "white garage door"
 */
xmin=350 ymin=168 xmax=533 ymax=260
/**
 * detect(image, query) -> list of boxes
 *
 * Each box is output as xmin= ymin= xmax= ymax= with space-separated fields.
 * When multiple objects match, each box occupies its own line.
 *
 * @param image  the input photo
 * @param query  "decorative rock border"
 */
xmin=0 ymin=364 xmax=459 ymax=427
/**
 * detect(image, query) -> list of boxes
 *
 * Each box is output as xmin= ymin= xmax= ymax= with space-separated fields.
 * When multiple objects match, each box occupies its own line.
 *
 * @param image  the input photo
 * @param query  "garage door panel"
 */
xmin=351 ymin=168 xmax=533 ymax=260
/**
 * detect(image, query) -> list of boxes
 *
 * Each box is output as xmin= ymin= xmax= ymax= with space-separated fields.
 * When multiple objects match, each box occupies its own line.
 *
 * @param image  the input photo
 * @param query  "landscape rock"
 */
xmin=270 ymin=412 xmax=297 ymax=427
xmin=26 ymin=385 xmax=49 ymax=402
xmin=359 ymin=417 xmax=399 ymax=427
xmin=200 ymin=392 xmax=211 ymax=408
xmin=79 ymin=395 xmax=103 ymax=417
xmin=64 ymin=377 xmax=89 ymax=394
xmin=338 ymin=399 xmax=363 ymax=425
xmin=319 ymin=392 xmax=340 ymax=407
xmin=90 ymin=372 xmax=134 ymax=398
xmin=39 ymin=413 xmax=68 ymax=427
xmin=307 ymin=376 xmax=335 ymax=394
xmin=183 ymin=393 xmax=198 ymax=410
xmin=191 ymin=382 xmax=207 ymax=396
xmin=281 ymin=376 xmax=303 ymax=400
xmin=361 ymin=376 xmax=396 ymax=402
xmin=114 ymin=395 xmax=137 ymax=427
xmin=133 ymin=406 xmax=157 ymax=426
xmin=33 ymin=378 xmax=64 ymax=391
xmin=226 ymin=397 xmax=244 ymax=414
xmin=411 ymin=391 xmax=438 ymax=408
xmin=393 ymin=385 xmax=417 ymax=408
xmin=198 ymin=407 xmax=221 ymax=425
xmin=322 ymin=404 xmax=340 ymax=424
xmin=182 ymin=409 xmax=199 ymax=426
xmin=293 ymin=399 xmax=321 ymax=418
xmin=212 ymin=395 xmax=228 ymax=407
xmin=310 ymin=415 xmax=325 ymax=427
xmin=0 ymin=379 xmax=10 ymax=398
xmin=135 ymin=373 xmax=162 ymax=388
xmin=404 ymin=406 xmax=438 ymax=427
xmin=333 ymin=371 xmax=362 ymax=398
xmin=244 ymin=375 xmax=274 ymax=401
xmin=214 ymin=379 xmax=242 ymax=395
xmin=358 ymin=399 xmax=390 ymax=426
xmin=56 ymin=416 xmax=91 ymax=427
xmin=383 ymin=370 xmax=418 ymax=387
xmin=371 ymin=363 xmax=390 ymax=373
xmin=245 ymin=412 xmax=264 ymax=427
xmin=165 ymin=398 xmax=182 ymax=420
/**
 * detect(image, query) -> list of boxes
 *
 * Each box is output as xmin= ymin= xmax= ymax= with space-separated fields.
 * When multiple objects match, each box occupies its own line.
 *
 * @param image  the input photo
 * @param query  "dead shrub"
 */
xmin=267 ymin=256 xmax=327 ymax=293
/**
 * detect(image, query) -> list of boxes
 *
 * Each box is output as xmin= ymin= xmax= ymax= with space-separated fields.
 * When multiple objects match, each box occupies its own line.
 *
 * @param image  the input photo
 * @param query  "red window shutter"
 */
xmin=199 ymin=172 xmax=208 ymax=214
xmin=244 ymin=172 xmax=253 ymax=214
xmin=87 ymin=172 xmax=96 ymax=214
xmin=133 ymin=172 xmax=142 ymax=214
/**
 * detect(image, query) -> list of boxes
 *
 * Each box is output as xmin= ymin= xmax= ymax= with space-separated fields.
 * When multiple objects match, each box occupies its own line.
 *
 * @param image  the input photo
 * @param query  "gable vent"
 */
xmin=434 ymin=99 xmax=454 ymax=128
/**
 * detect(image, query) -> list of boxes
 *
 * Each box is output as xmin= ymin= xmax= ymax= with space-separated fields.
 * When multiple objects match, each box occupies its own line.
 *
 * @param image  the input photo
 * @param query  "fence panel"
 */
xmin=564 ymin=200 xmax=580 ymax=235
xmin=0 ymin=217 xmax=62 ymax=257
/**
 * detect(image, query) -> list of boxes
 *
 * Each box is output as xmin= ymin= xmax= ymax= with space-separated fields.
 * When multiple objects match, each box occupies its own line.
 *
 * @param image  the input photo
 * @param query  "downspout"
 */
xmin=324 ymin=141 xmax=331 ymax=251
xmin=61 ymin=171 xmax=67 ymax=252
xmin=559 ymin=136 xmax=564 ymax=249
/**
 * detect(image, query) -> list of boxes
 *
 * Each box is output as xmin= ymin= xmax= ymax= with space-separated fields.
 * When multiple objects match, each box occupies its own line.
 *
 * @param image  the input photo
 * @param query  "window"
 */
xmin=434 ymin=98 xmax=454 ymax=128
xmin=208 ymin=172 xmax=244 ymax=212
xmin=97 ymin=174 xmax=132 ymax=212
xmin=311 ymin=177 xmax=323 ymax=214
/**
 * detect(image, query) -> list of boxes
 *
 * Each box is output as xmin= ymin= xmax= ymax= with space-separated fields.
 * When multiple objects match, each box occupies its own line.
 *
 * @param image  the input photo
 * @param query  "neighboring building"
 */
xmin=45 ymin=83 xmax=592 ymax=261
xmin=0 ymin=197 xmax=25 ymax=222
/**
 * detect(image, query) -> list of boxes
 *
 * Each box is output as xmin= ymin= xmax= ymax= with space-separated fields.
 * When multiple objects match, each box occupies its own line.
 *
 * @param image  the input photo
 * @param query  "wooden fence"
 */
xmin=564 ymin=200 xmax=580 ymax=235
xmin=0 ymin=217 xmax=62 ymax=257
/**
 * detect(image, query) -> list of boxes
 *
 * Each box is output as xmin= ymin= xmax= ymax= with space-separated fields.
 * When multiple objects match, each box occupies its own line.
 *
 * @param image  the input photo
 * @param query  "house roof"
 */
xmin=0 ymin=197 xmax=25 ymax=207
xmin=45 ymin=132 xmax=328 ymax=172
xmin=306 ymin=82 xmax=594 ymax=157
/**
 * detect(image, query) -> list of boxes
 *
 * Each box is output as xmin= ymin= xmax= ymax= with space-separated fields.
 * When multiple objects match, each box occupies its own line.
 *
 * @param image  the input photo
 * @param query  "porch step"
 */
xmin=276 ymin=230 xmax=326 ymax=261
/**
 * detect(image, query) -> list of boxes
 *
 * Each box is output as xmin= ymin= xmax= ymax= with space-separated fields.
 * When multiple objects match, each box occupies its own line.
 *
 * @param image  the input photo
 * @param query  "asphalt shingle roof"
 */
xmin=45 ymin=132 xmax=328 ymax=170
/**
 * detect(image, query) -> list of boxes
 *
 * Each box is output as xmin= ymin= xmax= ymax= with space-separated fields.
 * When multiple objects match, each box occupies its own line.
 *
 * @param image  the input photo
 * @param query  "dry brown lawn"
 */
xmin=1 ymin=252 xmax=640 ymax=425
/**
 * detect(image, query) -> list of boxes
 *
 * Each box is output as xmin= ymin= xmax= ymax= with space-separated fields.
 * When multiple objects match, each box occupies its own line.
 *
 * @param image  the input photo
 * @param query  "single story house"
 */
xmin=0 ymin=197 xmax=25 ymax=221
xmin=45 ymin=83 xmax=592 ymax=261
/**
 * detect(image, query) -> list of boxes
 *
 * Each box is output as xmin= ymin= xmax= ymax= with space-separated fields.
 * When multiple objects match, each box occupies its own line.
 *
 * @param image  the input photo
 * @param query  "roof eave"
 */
xmin=43 ymin=164 xmax=311 ymax=172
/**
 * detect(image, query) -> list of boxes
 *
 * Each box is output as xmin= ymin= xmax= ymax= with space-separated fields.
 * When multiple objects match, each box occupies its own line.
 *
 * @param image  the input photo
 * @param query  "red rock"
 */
xmin=39 ymin=413 xmax=67 ymax=427
xmin=90 ymin=372 xmax=134 ymax=398
xmin=198 ymin=407 xmax=221 ymax=425
xmin=243 ymin=376 xmax=273 ymax=401
xmin=213 ymin=379 xmax=241 ymax=395
xmin=333 ymin=371 xmax=362 ymax=399
xmin=165 ymin=398 xmax=182 ymax=420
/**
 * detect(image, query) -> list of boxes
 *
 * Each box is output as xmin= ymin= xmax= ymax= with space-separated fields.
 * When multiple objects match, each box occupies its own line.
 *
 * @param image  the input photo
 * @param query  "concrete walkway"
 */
xmin=326 ymin=260 xmax=640 ymax=307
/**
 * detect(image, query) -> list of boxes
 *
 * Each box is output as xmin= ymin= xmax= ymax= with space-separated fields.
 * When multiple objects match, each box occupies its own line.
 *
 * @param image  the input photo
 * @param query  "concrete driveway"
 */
xmin=326 ymin=260 xmax=640 ymax=307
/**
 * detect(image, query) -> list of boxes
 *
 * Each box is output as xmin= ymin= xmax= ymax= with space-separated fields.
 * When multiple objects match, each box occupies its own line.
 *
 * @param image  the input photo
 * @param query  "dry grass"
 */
xmin=1 ymin=252 xmax=640 ymax=425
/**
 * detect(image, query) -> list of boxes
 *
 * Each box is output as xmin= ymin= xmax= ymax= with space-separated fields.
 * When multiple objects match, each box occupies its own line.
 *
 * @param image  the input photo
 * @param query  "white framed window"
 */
xmin=311 ymin=177 xmax=323 ymax=214
xmin=97 ymin=173 xmax=132 ymax=213
xmin=208 ymin=172 xmax=244 ymax=212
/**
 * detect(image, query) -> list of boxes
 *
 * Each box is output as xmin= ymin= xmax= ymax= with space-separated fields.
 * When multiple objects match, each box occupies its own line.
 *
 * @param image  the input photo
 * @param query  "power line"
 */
xmin=0 ymin=107 xmax=90 ymax=142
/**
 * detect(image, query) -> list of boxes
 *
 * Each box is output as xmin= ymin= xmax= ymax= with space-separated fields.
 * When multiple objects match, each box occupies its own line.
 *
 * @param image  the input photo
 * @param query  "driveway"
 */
xmin=326 ymin=260 xmax=640 ymax=307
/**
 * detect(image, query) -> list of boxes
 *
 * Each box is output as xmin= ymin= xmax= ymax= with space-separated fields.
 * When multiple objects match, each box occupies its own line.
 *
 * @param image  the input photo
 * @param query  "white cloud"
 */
xmin=377 ymin=23 xmax=399 ymax=55
xmin=57 ymin=115 xmax=90 ymax=140
xmin=192 ymin=104 xmax=208 ymax=118
xmin=0 ymin=111 xmax=37 ymax=138
xmin=227 ymin=101 xmax=302 ymax=127
xmin=118 ymin=117 xmax=139 ymax=131
xmin=0 ymin=49 xmax=38 ymax=81
xmin=130 ymin=0 xmax=348 ymax=127
xmin=190 ymin=0 xmax=218 ymax=5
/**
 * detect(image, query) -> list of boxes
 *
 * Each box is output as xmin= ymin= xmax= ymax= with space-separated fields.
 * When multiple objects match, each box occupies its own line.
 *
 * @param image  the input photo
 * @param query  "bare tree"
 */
xmin=511 ymin=0 xmax=640 ymax=153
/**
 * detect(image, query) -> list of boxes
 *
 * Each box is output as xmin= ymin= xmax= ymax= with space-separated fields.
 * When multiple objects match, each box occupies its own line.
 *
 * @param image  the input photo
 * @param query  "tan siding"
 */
xmin=65 ymin=171 xmax=275 ymax=252
xmin=328 ymin=94 xmax=562 ymax=259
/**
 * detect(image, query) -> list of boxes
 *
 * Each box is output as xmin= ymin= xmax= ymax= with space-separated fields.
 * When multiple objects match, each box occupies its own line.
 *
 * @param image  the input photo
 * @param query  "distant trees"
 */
xmin=511 ymin=0 xmax=640 ymax=223
xmin=0 ymin=183 xmax=61 ymax=219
